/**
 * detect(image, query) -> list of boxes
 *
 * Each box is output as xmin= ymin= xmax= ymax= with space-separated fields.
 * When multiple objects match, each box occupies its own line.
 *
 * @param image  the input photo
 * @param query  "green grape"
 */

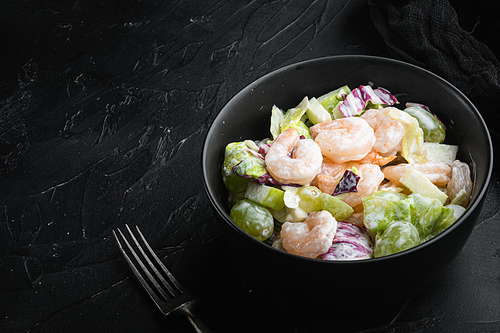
xmin=297 ymin=186 xmax=322 ymax=212
xmin=230 ymin=199 xmax=274 ymax=241
xmin=404 ymin=106 xmax=446 ymax=143
xmin=374 ymin=221 xmax=419 ymax=258
xmin=222 ymin=170 xmax=251 ymax=196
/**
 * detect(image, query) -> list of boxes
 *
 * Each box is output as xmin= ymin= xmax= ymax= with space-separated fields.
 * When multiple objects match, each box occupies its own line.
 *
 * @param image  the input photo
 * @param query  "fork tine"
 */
xmin=133 ymin=225 xmax=187 ymax=294
xmin=113 ymin=229 xmax=167 ymax=308
xmin=113 ymin=227 xmax=173 ymax=306
xmin=124 ymin=225 xmax=182 ymax=297
xmin=114 ymin=226 xmax=212 ymax=332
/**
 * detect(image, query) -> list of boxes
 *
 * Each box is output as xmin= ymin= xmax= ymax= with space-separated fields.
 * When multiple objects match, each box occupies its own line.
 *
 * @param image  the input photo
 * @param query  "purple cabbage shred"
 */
xmin=405 ymin=102 xmax=430 ymax=112
xmin=256 ymin=173 xmax=301 ymax=187
xmin=338 ymin=85 xmax=399 ymax=117
xmin=258 ymin=144 xmax=271 ymax=155
xmin=333 ymin=170 xmax=360 ymax=196
xmin=405 ymin=102 xmax=446 ymax=129
xmin=245 ymin=148 xmax=265 ymax=160
xmin=321 ymin=222 xmax=373 ymax=260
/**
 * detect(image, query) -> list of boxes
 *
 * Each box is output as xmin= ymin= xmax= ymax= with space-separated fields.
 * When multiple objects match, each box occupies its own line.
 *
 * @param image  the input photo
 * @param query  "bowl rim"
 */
xmin=202 ymin=54 xmax=494 ymax=264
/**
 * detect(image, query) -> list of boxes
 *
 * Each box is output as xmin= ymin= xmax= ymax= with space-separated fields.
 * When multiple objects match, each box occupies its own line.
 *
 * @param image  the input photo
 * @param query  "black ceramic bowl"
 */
xmin=202 ymin=55 xmax=493 ymax=305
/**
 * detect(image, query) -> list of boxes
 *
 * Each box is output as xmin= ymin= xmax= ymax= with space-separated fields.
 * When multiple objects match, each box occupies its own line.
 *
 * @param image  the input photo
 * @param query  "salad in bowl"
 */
xmin=203 ymin=55 xmax=492 ymax=304
xmin=221 ymin=84 xmax=473 ymax=260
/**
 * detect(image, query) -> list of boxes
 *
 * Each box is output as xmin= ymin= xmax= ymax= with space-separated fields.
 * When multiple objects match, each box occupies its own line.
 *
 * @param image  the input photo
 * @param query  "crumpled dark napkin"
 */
xmin=370 ymin=0 xmax=500 ymax=138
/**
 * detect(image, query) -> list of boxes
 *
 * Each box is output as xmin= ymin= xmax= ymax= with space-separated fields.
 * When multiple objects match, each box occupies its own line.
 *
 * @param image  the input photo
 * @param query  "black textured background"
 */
xmin=1 ymin=1 xmax=499 ymax=332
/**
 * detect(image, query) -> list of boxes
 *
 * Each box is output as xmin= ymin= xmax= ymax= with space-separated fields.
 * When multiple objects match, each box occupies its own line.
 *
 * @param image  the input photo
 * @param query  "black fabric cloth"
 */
xmin=370 ymin=0 xmax=500 ymax=138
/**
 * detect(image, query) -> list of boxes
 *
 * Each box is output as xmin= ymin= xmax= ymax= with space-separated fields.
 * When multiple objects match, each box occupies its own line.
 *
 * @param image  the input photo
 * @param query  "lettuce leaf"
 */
xmin=317 ymin=85 xmax=351 ymax=117
xmin=374 ymin=221 xmax=420 ymax=258
xmin=424 ymin=204 xmax=465 ymax=241
xmin=222 ymin=142 xmax=267 ymax=194
xmin=363 ymin=190 xmax=457 ymax=255
xmin=270 ymin=105 xmax=284 ymax=140
xmin=270 ymin=104 xmax=311 ymax=139
xmin=362 ymin=191 xmax=408 ymax=232
xmin=410 ymin=193 xmax=452 ymax=239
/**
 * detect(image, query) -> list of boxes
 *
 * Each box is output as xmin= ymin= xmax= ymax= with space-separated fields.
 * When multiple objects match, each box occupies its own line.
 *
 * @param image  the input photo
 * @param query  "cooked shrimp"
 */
xmin=343 ymin=212 xmax=365 ymax=227
xmin=265 ymin=128 xmax=322 ymax=185
xmin=447 ymin=160 xmax=473 ymax=207
xmin=318 ymin=157 xmax=346 ymax=177
xmin=271 ymin=231 xmax=286 ymax=252
xmin=281 ymin=211 xmax=337 ymax=258
xmin=310 ymin=117 xmax=375 ymax=163
xmin=356 ymin=149 xmax=397 ymax=166
xmin=361 ymin=107 xmax=405 ymax=156
xmin=311 ymin=157 xmax=346 ymax=194
xmin=316 ymin=175 xmax=337 ymax=196
xmin=379 ymin=181 xmax=407 ymax=194
xmin=341 ymin=163 xmax=385 ymax=208
xmin=382 ymin=162 xmax=452 ymax=186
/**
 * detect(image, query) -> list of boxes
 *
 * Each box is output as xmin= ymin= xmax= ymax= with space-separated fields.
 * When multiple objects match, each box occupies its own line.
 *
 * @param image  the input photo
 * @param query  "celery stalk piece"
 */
xmin=269 ymin=186 xmax=309 ymax=222
xmin=282 ymin=186 xmax=300 ymax=209
xmin=320 ymin=193 xmax=354 ymax=221
xmin=400 ymin=168 xmax=448 ymax=204
xmin=387 ymin=108 xmax=428 ymax=163
xmin=423 ymin=142 xmax=458 ymax=165
xmin=306 ymin=97 xmax=332 ymax=124
xmin=269 ymin=206 xmax=308 ymax=223
xmin=244 ymin=181 xmax=285 ymax=211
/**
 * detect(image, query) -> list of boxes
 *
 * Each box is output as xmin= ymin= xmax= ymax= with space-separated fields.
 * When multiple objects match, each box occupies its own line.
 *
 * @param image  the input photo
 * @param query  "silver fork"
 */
xmin=113 ymin=224 xmax=212 ymax=333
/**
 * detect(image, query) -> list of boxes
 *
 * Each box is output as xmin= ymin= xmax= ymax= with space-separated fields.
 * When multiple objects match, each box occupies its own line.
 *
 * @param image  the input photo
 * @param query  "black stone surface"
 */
xmin=1 ymin=1 xmax=499 ymax=332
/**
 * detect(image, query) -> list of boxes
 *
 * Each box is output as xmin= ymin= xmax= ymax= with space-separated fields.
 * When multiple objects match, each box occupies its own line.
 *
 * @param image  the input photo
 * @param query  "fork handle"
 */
xmin=179 ymin=304 xmax=212 ymax=333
